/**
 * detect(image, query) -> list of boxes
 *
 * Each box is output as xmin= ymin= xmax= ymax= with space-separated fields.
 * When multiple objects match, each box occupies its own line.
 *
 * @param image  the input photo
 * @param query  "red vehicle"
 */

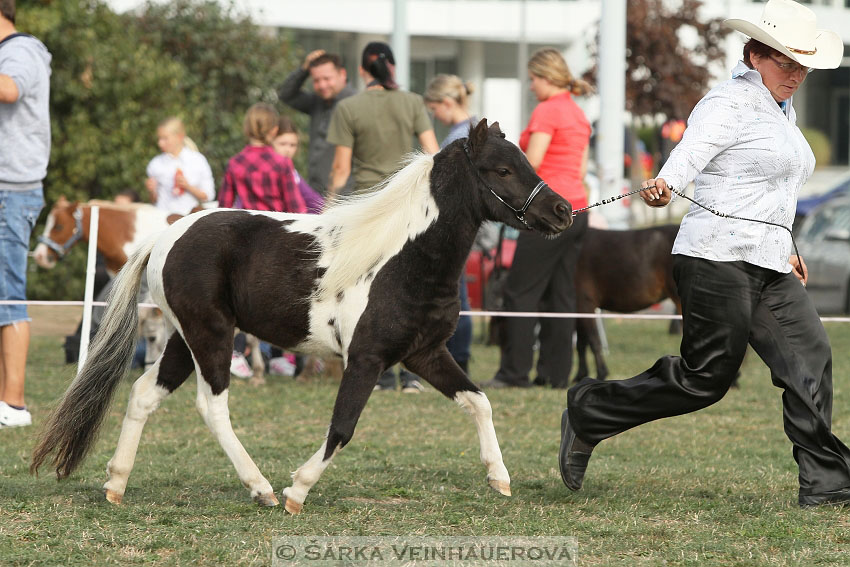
xmin=464 ymin=237 xmax=516 ymax=309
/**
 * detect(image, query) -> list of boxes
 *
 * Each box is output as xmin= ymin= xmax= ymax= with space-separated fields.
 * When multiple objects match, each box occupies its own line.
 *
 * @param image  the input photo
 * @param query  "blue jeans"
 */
xmin=0 ymin=189 xmax=44 ymax=326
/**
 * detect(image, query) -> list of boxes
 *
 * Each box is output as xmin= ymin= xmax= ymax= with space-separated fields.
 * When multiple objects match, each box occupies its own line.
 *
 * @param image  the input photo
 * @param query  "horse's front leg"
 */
xmin=281 ymin=353 xmax=383 ymax=514
xmin=405 ymin=347 xmax=511 ymax=497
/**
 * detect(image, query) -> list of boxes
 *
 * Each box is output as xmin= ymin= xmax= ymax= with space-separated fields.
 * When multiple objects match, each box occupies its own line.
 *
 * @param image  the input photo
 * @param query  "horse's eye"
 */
xmin=496 ymin=168 xmax=510 ymax=177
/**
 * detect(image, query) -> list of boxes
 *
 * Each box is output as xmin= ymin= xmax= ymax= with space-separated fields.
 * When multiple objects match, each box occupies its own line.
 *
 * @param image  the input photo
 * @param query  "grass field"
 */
xmin=2 ymin=318 xmax=850 ymax=566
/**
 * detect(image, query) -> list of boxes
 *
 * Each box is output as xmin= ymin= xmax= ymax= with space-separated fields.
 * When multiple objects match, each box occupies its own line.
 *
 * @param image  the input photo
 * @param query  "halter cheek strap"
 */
xmin=38 ymin=208 xmax=84 ymax=258
xmin=462 ymin=140 xmax=548 ymax=230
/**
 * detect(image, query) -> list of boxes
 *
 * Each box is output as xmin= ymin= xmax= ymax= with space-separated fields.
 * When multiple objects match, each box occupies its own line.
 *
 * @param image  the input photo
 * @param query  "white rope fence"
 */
xmin=460 ymin=310 xmax=850 ymax=323
xmin=7 ymin=300 xmax=850 ymax=323
xmin=77 ymin=206 xmax=99 ymax=369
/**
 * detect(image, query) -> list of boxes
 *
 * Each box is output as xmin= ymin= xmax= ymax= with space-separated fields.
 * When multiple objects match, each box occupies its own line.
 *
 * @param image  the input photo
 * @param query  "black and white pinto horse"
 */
xmin=31 ymin=120 xmax=572 ymax=514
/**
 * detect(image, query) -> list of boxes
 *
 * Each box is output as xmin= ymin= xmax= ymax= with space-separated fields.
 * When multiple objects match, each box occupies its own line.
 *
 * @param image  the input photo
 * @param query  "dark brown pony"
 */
xmin=574 ymin=224 xmax=681 ymax=381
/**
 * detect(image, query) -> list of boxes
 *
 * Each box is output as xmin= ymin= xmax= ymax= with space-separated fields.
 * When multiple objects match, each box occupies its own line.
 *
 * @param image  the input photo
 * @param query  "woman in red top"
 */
xmin=483 ymin=48 xmax=592 ymax=390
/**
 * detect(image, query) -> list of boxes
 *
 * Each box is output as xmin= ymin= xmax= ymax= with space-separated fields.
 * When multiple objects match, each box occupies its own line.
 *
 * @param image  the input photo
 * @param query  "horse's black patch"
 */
xmin=162 ymin=212 xmax=318 ymax=395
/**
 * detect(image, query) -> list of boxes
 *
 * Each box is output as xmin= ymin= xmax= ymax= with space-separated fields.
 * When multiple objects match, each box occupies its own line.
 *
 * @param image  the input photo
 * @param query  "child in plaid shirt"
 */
xmin=219 ymin=103 xmax=307 ymax=213
xmin=272 ymin=116 xmax=324 ymax=214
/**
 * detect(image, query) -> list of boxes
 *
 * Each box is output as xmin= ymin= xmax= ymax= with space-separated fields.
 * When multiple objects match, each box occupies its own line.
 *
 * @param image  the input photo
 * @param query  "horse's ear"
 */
xmin=488 ymin=121 xmax=505 ymax=139
xmin=467 ymin=118 xmax=490 ymax=153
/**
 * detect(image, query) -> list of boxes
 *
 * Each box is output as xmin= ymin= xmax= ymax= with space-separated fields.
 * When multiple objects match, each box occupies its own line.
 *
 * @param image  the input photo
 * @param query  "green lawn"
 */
xmin=2 ymin=319 xmax=850 ymax=566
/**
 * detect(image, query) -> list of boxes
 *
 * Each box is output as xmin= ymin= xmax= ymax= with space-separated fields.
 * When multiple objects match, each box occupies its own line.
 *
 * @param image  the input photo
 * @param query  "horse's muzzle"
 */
xmin=554 ymin=201 xmax=573 ymax=228
xmin=540 ymin=199 xmax=573 ymax=236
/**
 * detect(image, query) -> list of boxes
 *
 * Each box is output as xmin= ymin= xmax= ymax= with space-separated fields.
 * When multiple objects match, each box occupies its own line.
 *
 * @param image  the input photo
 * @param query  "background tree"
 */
xmin=583 ymin=0 xmax=729 ymax=217
xmin=17 ymin=0 xmax=304 ymax=299
xmin=19 ymin=0 xmax=186 ymax=204
xmin=134 ymin=0 xmax=306 ymax=182
xmin=584 ymin=0 xmax=730 ymax=121
xmin=19 ymin=0 xmax=189 ymax=300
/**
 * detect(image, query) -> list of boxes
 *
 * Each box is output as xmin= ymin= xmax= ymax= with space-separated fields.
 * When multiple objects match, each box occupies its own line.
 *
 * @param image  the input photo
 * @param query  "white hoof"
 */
xmin=487 ymin=478 xmax=512 ymax=497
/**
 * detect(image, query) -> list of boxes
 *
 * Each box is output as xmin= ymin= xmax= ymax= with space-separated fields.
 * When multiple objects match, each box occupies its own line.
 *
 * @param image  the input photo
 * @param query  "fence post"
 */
xmin=77 ymin=205 xmax=99 ymax=371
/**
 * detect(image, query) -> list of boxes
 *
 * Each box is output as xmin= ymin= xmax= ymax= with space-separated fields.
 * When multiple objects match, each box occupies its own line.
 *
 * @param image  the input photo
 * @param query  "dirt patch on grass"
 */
xmin=28 ymin=305 xmax=82 ymax=337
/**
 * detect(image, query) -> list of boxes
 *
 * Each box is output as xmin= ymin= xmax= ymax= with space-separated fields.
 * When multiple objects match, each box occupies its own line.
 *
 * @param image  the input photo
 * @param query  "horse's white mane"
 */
xmin=316 ymin=152 xmax=436 ymax=298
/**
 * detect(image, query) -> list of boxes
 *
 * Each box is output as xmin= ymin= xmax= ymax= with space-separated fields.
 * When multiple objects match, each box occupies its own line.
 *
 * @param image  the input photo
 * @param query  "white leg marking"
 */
xmin=282 ymin=438 xmax=338 ymax=514
xmin=104 ymin=359 xmax=170 ymax=503
xmin=454 ymin=391 xmax=511 ymax=496
xmin=195 ymin=376 xmax=276 ymax=505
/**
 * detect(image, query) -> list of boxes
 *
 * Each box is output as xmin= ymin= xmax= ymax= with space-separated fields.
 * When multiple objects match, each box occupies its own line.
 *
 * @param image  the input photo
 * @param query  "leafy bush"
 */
xmin=18 ymin=0 xmax=304 ymax=299
xmin=801 ymin=127 xmax=831 ymax=167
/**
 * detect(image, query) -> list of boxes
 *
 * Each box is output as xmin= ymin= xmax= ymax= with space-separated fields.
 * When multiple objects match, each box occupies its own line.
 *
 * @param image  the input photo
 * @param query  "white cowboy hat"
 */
xmin=725 ymin=0 xmax=843 ymax=70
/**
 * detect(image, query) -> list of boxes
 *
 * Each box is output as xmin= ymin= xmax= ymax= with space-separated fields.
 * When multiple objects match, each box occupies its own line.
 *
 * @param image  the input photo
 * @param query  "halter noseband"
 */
xmin=463 ymin=140 xmax=547 ymax=230
xmin=38 ymin=207 xmax=84 ymax=259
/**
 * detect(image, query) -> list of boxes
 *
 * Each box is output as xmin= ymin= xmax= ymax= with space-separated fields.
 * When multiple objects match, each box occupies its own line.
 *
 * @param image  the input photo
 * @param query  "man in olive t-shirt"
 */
xmin=326 ymin=88 xmax=435 ymax=193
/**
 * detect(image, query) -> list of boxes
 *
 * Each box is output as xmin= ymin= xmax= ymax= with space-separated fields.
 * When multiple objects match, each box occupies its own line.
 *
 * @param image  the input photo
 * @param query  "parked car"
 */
xmin=794 ymin=172 xmax=850 ymax=234
xmin=796 ymin=196 xmax=850 ymax=314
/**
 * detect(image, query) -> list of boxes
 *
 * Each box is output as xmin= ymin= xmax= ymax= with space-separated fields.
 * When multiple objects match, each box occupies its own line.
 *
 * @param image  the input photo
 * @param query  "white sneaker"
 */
xmin=230 ymin=351 xmax=253 ymax=379
xmin=0 ymin=401 xmax=32 ymax=428
xmin=401 ymin=380 xmax=425 ymax=394
xmin=269 ymin=356 xmax=296 ymax=377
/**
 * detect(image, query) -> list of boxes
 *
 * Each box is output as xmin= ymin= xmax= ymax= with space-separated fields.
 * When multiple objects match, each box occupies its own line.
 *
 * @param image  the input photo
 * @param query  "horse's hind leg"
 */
xmin=573 ymin=318 xmax=593 ymax=382
xmin=406 ymin=347 xmax=511 ymax=497
xmin=191 ymin=333 xmax=277 ymax=507
xmin=104 ymin=330 xmax=194 ymax=504
xmin=578 ymin=315 xmax=609 ymax=381
xmin=281 ymin=353 xmax=384 ymax=514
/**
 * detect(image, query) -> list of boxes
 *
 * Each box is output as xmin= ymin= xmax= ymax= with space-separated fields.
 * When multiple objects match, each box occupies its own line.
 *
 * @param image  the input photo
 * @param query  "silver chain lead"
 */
xmin=572 ymin=184 xmax=802 ymax=269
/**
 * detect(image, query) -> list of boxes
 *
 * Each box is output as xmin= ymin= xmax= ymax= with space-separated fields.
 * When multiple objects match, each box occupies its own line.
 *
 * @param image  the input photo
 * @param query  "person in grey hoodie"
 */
xmin=278 ymin=49 xmax=356 ymax=197
xmin=0 ymin=0 xmax=51 ymax=428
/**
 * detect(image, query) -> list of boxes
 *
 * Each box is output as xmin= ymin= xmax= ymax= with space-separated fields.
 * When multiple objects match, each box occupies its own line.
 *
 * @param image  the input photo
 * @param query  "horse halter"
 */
xmin=462 ymin=140 xmax=547 ymax=230
xmin=38 ymin=207 xmax=84 ymax=259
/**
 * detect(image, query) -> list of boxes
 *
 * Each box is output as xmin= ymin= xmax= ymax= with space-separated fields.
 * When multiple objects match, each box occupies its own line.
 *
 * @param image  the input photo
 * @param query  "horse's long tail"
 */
xmin=31 ymin=238 xmax=157 ymax=479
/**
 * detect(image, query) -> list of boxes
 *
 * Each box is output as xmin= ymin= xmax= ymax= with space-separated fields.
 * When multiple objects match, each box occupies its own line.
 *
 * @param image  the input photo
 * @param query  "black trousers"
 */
xmin=494 ymin=213 xmax=588 ymax=386
xmin=568 ymin=255 xmax=850 ymax=495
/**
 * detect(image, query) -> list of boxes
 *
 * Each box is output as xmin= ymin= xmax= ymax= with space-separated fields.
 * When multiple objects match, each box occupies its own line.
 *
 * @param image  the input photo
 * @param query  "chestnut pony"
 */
xmin=33 ymin=197 xmax=171 ymax=274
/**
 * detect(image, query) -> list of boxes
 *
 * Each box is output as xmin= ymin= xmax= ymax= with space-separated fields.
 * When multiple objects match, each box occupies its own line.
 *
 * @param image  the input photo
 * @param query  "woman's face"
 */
xmin=157 ymin=127 xmax=183 ymax=156
xmin=751 ymin=52 xmax=809 ymax=103
xmin=529 ymin=73 xmax=555 ymax=102
xmin=426 ymin=98 xmax=455 ymax=126
xmin=272 ymin=132 xmax=299 ymax=159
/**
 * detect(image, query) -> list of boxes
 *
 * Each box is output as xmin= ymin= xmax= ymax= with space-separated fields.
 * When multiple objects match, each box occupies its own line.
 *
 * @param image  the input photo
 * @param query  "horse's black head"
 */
xmin=463 ymin=118 xmax=572 ymax=236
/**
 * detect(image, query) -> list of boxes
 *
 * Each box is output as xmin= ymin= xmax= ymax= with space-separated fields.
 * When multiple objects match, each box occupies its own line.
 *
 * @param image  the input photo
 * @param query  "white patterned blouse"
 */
xmin=658 ymin=61 xmax=815 ymax=274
